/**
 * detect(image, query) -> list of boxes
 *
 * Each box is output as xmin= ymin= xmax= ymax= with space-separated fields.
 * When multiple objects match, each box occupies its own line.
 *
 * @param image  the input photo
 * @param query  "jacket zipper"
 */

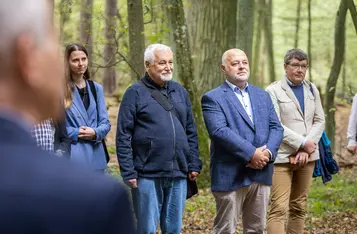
xmin=169 ymin=112 xmax=176 ymax=175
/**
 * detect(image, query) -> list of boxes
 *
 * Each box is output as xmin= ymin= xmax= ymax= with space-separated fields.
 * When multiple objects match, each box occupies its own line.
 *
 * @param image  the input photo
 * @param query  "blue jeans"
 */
xmin=131 ymin=177 xmax=187 ymax=234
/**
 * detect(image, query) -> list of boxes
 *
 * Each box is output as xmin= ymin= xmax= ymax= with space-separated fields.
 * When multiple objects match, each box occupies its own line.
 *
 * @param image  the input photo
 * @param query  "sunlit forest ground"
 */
xmin=106 ymin=99 xmax=357 ymax=234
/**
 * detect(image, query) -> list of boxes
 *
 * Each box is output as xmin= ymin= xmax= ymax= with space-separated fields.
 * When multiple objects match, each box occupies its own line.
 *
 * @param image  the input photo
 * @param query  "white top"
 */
xmin=347 ymin=94 xmax=357 ymax=147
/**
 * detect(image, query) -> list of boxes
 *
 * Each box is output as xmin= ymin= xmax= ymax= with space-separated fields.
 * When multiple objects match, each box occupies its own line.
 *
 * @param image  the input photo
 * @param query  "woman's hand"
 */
xmin=78 ymin=126 xmax=96 ymax=140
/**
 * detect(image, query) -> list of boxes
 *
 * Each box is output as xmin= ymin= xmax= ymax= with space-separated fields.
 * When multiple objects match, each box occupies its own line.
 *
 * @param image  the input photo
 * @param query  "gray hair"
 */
xmin=284 ymin=48 xmax=309 ymax=64
xmin=222 ymin=51 xmax=229 ymax=66
xmin=221 ymin=49 xmax=246 ymax=66
xmin=0 ymin=0 xmax=47 ymax=57
xmin=144 ymin=44 xmax=172 ymax=64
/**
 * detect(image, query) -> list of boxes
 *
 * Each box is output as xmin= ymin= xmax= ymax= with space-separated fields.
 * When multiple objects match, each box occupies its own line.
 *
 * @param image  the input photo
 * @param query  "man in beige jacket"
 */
xmin=266 ymin=49 xmax=325 ymax=234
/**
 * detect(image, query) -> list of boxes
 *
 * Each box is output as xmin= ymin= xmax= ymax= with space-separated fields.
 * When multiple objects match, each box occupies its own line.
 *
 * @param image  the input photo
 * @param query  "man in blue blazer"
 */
xmin=201 ymin=49 xmax=283 ymax=234
xmin=0 ymin=1 xmax=135 ymax=233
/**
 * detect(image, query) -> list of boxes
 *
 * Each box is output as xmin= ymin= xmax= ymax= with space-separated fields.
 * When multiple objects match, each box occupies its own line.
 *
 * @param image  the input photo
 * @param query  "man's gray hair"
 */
xmin=221 ymin=49 xmax=246 ymax=66
xmin=284 ymin=49 xmax=309 ymax=64
xmin=222 ymin=50 xmax=232 ymax=66
xmin=0 ymin=0 xmax=46 ymax=56
xmin=144 ymin=44 xmax=172 ymax=64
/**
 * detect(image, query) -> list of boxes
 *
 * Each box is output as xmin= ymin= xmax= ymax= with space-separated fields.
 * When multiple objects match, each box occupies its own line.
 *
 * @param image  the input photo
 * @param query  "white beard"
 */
xmin=160 ymin=73 xmax=173 ymax=81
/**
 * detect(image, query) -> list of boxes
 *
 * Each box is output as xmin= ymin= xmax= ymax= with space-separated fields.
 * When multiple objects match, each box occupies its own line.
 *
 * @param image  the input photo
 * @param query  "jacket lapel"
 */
xmin=281 ymin=78 xmax=304 ymax=118
xmin=247 ymin=86 xmax=260 ymax=129
xmin=72 ymin=86 xmax=89 ymax=126
xmin=303 ymin=81 xmax=314 ymax=119
xmin=221 ymin=82 xmax=255 ymax=131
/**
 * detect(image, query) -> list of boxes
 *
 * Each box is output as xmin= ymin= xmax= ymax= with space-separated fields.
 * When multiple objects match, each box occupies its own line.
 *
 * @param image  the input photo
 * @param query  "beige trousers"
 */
xmin=267 ymin=162 xmax=315 ymax=234
xmin=212 ymin=182 xmax=270 ymax=234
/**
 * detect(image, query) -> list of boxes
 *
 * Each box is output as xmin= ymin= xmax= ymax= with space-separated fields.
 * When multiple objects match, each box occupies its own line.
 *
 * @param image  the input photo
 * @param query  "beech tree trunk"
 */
xmin=187 ymin=0 xmax=237 ymax=95
xmin=103 ymin=0 xmax=118 ymax=94
xmin=166 ymin=0 xmax=210 ymax=187
xmin=324 ymin=0 xmax=347 ymax=150
xmin=127 ymin=0 xmax=145 ymax=80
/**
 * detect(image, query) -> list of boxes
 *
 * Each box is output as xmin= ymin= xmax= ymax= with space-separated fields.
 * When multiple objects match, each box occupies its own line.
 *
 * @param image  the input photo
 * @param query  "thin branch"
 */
xmin=116 ymin=51 xmax=141 ymax=77
xmin=143 ymin=0 xmax=153 ymax=24
xmin=347 ymin=0 xmax=357 ymax=34
xmin=90 ymin=17 xmax=141 ymax=78
xmin=294 ymin=0 xmax=302 ymax=48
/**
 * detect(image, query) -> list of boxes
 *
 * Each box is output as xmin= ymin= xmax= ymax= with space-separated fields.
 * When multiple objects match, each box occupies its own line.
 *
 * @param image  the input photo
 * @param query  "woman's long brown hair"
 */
xmin=64 ymin=43 xmax=90 ymax=108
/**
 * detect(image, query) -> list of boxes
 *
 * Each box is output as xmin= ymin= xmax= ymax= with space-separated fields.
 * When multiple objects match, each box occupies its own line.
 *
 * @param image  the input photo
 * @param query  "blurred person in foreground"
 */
xmin=347 ymin=93 xmax=357 ymax=155
xmin=0 ymin=0 xmax=135 ymax=233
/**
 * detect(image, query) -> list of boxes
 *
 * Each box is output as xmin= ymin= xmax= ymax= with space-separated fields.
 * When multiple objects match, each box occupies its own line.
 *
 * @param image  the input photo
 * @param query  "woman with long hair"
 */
xmin=64 ymin=43 xmax=110 ymax=172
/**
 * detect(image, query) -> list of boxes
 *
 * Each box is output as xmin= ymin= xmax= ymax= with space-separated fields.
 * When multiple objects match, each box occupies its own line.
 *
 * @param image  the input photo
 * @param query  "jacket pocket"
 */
xmin=133 ymin=139 xmax=153 ymax=170
xmin=278 ymin=97 xmax=302 ymax=121
xmin=277 ymin=97 xmax=296 ymax=115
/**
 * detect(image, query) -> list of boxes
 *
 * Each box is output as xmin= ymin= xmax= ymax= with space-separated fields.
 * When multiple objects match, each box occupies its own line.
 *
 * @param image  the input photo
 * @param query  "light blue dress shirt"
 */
xmin=225 ymin=80 xmax=273 ymax=158
xmin=225 ymin=80 xmax=254 ymax=124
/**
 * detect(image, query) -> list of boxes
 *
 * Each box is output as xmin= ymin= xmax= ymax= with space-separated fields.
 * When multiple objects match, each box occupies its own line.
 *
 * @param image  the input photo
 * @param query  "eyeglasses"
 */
xmin=287 ymin=64 xmax=309 ymax=71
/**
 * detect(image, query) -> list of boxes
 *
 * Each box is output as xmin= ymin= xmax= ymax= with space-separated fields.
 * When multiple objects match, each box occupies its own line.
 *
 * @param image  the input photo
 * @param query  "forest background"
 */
xmin=53 ymin=0 xmax=357 ymax=233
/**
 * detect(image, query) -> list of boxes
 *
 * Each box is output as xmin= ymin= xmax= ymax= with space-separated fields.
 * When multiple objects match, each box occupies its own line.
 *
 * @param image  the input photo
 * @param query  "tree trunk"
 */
xmin=166 ymin=0 xmax=210 ymax=187
xmin=347 ymin=0 xmax=357 ymax=34
xmin=237 ymin=0 xmax=254 ymax=62
xmin=251 ymin=0 xmax=264 ymax=86
xmin=324 ymin=0 xmax=347 ymax=150
xmin=103 ymin=0 xmax=118 ymax=95
xmin=342 ymin=60 xmax=346 ymax=99
xmin=307 ymin=0 xmax=312 ymax=82
xmin=59 ymin=0 xmax=71 ymax=46
xmin=127 ymin=0 xmax=145 ymax=80
xmin=187 ymin=0 xmax=237 ymax=95
xmin=80 ymin=0 xmax=94 ymax=77
xmin=294 ymin=0 xmax=302 ymax=48
xmin=261 ymin=0 xmax=275 ymax=84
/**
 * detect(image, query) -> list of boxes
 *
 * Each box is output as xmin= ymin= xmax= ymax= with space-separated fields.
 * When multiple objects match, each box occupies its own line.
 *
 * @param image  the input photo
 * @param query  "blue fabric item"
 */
xmin=308 ymin=84 xmax=339 ymax=183
xmin=65 ymin=80 xmax=111 ymax=170
xmin=289 ymin=83 xmax=305 ymax=114
xmin=116 ymin=73 xmax=201 ymax=181
xmin=313 ymin=132 xmax=339 ymax=183
xmin=131 ymin=178 xmax=187 ymax=234
xmin=201 ymin=82 xmax=284 ymax=192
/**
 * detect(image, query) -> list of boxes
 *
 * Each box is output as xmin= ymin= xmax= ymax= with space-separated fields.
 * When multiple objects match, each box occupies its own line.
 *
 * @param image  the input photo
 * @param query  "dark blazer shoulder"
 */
xmin=0 ymin=137 xmax=134 ymax=233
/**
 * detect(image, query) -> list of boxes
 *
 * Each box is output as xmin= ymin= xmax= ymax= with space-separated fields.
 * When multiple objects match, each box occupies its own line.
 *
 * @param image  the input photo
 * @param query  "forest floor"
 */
xmin=105 ymin=99 xmax=357 ymax=234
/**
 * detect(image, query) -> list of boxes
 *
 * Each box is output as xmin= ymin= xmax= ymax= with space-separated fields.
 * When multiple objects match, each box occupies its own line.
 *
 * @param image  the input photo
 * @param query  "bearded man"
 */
xmin=116 ymin=44 xmax=201 ymax=234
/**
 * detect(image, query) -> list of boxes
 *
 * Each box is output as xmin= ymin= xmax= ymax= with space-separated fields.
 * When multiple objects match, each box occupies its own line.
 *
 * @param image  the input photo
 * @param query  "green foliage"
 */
xmin=308 ymin=169 xmax=357 ymax=216
xmin=107 ymin=164 xmax=357 ymax=232
xmin=107 ymin=146 xmax=116 ymax=154
xmin=106 ymin=165 xmax=122 ymax=180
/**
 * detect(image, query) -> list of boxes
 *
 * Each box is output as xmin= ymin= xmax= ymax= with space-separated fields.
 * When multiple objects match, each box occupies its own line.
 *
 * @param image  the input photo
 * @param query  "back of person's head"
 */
xmin=0 ymin=0 xmax=63 ymax=123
